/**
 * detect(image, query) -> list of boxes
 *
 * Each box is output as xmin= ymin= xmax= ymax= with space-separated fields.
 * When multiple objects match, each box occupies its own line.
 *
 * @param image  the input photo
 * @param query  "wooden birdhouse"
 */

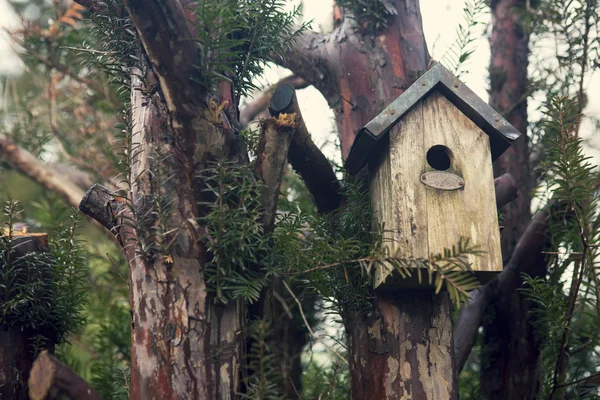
xmin=345 ymin=63 xmax=520 ymax=288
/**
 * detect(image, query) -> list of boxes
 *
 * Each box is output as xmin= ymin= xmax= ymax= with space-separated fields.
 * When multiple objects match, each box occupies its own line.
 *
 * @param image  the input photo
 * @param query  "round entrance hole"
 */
xmin=426 ymin=145 xmax=452 ymax=170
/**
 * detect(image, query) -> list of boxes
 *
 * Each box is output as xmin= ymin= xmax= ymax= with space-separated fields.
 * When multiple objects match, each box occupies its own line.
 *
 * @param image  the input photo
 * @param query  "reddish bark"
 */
xmin=278 ymin=2 xmax=466 ymax=399
xmin=345 ymin=292 xmax=457 ymax=399
xmin=76 ymin=1 xmax=249 ymax=397
xmin=482 ymin=1 xmax=540 ymax=399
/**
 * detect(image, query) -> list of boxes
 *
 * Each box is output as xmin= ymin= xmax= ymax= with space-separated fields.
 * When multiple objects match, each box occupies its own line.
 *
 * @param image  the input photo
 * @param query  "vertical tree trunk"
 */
xmin=280 ymin=2 xmax=460 ymax=398
xmin=482 ymin=1 xmax=541 ymax=398
xmin=123 ymin=69 xmax=246 ymax=399
xmin=346 ymin=291 xmax=457 ymax=399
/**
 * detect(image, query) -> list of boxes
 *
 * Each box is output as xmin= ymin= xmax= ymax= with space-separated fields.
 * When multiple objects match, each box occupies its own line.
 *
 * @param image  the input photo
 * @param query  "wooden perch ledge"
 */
xmin=269 ymin=84 xmax=342 ymax=214
xmin=29 ymin=350 xmax=104 ymax=400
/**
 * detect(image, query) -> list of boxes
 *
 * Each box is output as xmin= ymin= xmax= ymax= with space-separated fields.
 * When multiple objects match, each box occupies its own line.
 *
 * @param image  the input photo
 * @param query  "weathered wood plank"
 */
xmin=370 ymin=101 xmax=429 ymax=287
xmin=422 ymin=91 xmax=501 ymax=273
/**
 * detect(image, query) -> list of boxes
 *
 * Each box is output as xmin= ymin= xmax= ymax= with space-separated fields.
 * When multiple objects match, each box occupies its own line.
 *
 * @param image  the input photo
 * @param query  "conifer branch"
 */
xmin=269 ymin=84 xmax=342 ymax=213
xmin=16 ymin=41 xmax=119 ymax=108
xmin=28 ymin=350 xmax=104 ymax=400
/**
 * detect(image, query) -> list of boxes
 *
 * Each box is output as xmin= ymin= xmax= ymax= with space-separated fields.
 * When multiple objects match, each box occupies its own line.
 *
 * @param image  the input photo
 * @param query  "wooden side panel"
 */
xmin=369 ymin=137 xmax=393 ymax=288
xmin=422 ymin=91 xmax=501 ymax=273
xmin=370 ymin=101 xmax=428 ymax=287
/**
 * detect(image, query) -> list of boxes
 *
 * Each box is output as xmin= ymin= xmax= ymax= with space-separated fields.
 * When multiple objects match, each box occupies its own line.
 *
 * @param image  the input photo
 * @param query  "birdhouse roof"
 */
xmin=345 ymin=62 xmax=521 ymax=175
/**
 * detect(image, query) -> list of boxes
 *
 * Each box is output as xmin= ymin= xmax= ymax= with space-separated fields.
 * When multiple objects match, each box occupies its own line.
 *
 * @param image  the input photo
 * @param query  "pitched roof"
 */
xmin=345 ymin=62 xmax=521 ymax=175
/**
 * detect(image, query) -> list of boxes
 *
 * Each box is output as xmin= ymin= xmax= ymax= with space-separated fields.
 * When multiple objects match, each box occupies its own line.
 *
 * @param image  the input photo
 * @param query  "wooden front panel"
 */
xmin=370 ymin=101 xmax=429 ymax=287
xmin=421 ymin=91 xmax=501 ymax=274
xmin=370 ymin=90 xmax=502 ymax=287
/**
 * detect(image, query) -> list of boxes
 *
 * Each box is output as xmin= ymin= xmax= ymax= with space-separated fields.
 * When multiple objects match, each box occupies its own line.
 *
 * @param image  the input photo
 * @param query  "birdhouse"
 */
xmin=345 ymin=63 xmax=520 ymax=288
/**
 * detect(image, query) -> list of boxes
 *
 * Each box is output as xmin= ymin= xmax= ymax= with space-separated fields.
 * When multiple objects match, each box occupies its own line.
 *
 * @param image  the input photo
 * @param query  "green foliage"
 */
xmin=242 ymin=319 xmax=285 ymax=400
xmin=439 ymin=0 xmax=488 ymax=78
xmin=88 ymin=303 xmax=131 ymax=400
xmin=524 ymin=94 xmax=600 ymax=397
xmin=199 ymin=161 xmax=267 ymax=304
xmin=268 ymin=177 xmax=482 ymax=314
xmin=84 ymin=0 xmax=138 ymax=97
xmin=0 ymin=202 xmax=88 ymax=350
xmin=191 ymin=0 xmax=309 ymax=98
xmin=301 ymin=360 xmax=350 ymax=400
xmin=334 ymin=0 xmax=395 ymax=32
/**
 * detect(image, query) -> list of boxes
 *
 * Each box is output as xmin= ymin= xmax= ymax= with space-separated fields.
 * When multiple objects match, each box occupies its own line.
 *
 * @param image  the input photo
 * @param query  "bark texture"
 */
xmin=124 ymin=70 xmax=246 ymax=400
xmin=482 ymin=1 xmax=541 ymax=398
xmin=78 ymin=0 xmax=250 ymax=396
xmin=278 ymin=1 xmax=430 ymax=158
xmin=345 ymin=291 xmax=457 ymax=399
xmin=278 ymin=3 xmax=464 ymax=399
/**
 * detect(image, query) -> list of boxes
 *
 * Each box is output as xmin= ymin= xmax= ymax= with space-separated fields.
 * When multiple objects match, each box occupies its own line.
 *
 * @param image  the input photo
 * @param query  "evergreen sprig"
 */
xmin=198 ymin=161 xmax=267 ymax=304
xmin=524 ymin=95 xmax=600 ymax=398
xmin=335 ymin=0 xmax=396 ymax=32
xmin=241 ymin=318 xmax=285 ymax=400
xmin=191 ymin=0 xmax=308 ymax=98
xmin=439 ymin=0 xmax=488 ymax=78
xmin=0 ymin=202 xmax=88 ymax=351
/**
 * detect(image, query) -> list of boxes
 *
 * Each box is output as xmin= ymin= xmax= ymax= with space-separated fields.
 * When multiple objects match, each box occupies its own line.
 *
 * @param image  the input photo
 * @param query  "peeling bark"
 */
xmin=122 ymin=70 xmax=246 ymax=399
xmin=345 ymin=291 xmax=457 ymax=400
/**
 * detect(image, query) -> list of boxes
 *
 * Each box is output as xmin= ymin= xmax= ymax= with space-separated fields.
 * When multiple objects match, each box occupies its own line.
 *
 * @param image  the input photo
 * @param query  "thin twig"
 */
xmin=555 ymin=370 xmax=600 ymax=389
xmin=282 ymin=279 xmax=347 ymax=365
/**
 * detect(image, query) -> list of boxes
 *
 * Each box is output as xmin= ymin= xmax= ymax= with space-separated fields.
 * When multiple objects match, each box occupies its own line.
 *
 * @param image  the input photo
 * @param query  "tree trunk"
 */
xmin=279 ymin=2 xmax=462 ymax=398
xmin=346 ymin=291 xmax=457 ymax=399
xmin=122 ymin=68 xmax=246 ymax=399
xmin=329 ymin=4 xmax=455 ymax=399
xmin=481 ymin=1 xmax=541 ymax=398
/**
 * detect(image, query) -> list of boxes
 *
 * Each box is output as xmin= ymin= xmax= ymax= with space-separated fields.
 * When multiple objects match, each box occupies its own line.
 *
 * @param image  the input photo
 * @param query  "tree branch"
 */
xmin=0 ymin=136 xmax=85 ymax=209
xmin=269 ymin=84 xmax=342 ymax=213
xmin=28 ymin=350 xmax=104 ymax=400
xmin=240 ymin=75 xmax=308 ymax=128
xmin=79 ymin=184 xmax=126 ymax=239
xmin=454 ymin=203 xmax=553 ymax=372
xmin=122 ymin=0 xmax=205 ymax=119
xmin=274 ymin=30 xmax=338 ymax=106
xmin=495 ymin=173 xmax=518 ymax=208
xmin=255 ymin=115 xmax=296 ymax=232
